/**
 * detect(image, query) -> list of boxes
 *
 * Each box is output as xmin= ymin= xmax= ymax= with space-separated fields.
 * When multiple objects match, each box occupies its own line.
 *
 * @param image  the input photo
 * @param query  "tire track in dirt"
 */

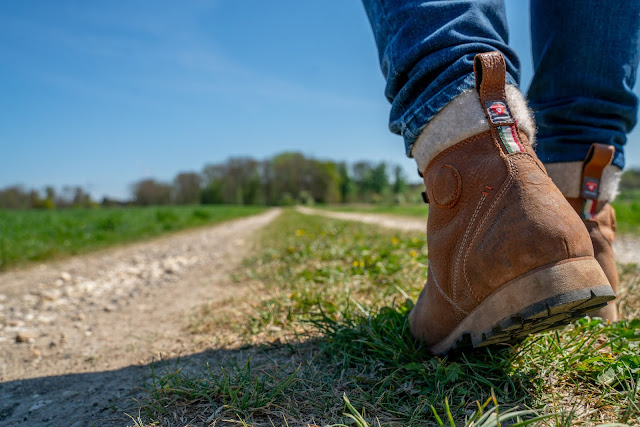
xmin=0 ymin=209 xmax=280 ymax=426
xmin=297 ymin=207 xmax=639 ymax=264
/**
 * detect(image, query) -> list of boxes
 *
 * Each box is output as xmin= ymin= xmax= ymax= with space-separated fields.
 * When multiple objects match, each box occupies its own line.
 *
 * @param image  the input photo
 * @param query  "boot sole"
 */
xmin=429 ymin=257 xmax=615 ymax=356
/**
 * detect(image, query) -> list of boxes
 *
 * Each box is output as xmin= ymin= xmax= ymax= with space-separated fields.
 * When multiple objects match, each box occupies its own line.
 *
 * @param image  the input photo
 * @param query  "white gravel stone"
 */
xmin=39 ymin=289 xmax=62 ymax=302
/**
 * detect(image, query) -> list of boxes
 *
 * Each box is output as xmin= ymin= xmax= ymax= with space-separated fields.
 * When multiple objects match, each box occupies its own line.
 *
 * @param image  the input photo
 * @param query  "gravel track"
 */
xmin=0 ymin=209 xmax=280 ymax=426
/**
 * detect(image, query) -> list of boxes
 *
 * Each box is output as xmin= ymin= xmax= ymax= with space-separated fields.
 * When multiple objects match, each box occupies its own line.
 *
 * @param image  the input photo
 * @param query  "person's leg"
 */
xmin=362 ymin=1 xmax=614 ymax=355
xmin=529 ymin=0 xmax=640 ymax=194
xmin=529 ymin=0 xmax=640 ymax=321
xmin=361 ymin=0 xmax=533 ymax=167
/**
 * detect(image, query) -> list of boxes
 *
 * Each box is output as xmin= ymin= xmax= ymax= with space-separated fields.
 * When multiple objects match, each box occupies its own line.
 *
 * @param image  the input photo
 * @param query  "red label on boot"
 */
xmin=581 ymin=176 xmax=601 ymax=199
xmin=485 ymin=101 xmax=514 ymax=125
xmin=490 ymin=103 xmax=505 ymax=115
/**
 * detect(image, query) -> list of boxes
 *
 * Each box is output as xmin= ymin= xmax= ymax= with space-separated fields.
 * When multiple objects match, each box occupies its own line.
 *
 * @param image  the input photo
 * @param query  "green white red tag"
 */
xmin=497 ymin=125 xmax=523 ymax=154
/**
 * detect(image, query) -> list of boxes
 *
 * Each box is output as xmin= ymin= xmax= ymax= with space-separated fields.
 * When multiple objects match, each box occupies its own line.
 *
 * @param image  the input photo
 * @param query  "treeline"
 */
xmin=5 ymin=153 xmax=640 ymax=210
xmin=0 ymin=185 xmax=95 ymax=210
xmin=0 ymin=153 xmax=421 ymax=209
xmin=132 ymin=153 xmax=419 ymax=206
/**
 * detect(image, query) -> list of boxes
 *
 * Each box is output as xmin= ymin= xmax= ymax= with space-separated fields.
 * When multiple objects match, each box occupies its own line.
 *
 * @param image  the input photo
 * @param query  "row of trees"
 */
xmin=4 ymin=153 xmax=640 ymax=210
xmin=0 ymin=153 xmax=420 ymax=209
xmin=5 ymin=152 xmax=640 ymax=210
xmin=0 ymin=185 xmax=94 ymax=210
xmin=132 ymin=153 xmax=418 ymax=206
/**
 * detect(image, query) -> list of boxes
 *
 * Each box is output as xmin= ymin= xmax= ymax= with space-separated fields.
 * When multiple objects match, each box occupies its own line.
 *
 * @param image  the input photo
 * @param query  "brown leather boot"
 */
xmin=564 ymin=143 xmax=619 ymax=322
xmin=409 ymin=52 xmax=615 ymax=355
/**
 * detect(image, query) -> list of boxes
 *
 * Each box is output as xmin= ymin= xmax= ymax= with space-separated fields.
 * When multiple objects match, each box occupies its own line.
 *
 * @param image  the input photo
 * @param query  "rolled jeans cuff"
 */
xmin=410 ymin=83 xmax=535 ymax=172
xmin=401 ymin=72 xmax=520 ymax=158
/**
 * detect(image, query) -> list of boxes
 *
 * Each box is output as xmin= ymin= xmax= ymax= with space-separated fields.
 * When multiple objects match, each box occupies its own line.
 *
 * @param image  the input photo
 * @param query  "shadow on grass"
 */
xmin=0 ymin=305 xmax=536 ymax=427
xmin=0 ymin=346 xmax=273 ymax=427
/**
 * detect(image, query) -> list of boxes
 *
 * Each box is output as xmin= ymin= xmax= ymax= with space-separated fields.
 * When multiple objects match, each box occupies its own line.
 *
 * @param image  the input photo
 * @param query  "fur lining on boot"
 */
xmin=411 ymin=85 xmax=535 ymax=172
xmin=545 ymin=162 xmax=622 ymax=202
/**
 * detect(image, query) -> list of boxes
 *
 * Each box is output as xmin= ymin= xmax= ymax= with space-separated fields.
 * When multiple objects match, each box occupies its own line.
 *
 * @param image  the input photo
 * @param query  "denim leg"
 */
xmin=528 ymin=0 xmax=640 ymax=169
xmin=362 ymin=0 xmax=520 ymax=155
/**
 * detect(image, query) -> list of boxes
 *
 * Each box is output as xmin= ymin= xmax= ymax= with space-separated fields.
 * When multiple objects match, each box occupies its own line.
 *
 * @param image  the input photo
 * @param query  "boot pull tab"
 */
xmin=581 ymin=143 xmax=615 ymax=200
xmin=474 ymin=52 xmax=515 ymax=127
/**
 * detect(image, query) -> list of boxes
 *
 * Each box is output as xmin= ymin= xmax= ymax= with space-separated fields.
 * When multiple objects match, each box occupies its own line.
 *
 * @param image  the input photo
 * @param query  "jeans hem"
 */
xmin=401 ymin=73 xmax=519 ymax=156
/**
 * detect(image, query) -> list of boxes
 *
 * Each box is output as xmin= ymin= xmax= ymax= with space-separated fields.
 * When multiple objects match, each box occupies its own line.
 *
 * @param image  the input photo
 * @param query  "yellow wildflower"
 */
xmin=409 ymin=250 xmax=418 ymax=257
xmin=295 ymin=229 xmax=305 ymax=236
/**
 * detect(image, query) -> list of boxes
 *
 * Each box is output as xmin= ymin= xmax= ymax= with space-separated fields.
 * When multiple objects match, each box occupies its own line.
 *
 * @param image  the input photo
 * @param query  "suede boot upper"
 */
xmin=409 ymin=52 xmax=611 ymax=351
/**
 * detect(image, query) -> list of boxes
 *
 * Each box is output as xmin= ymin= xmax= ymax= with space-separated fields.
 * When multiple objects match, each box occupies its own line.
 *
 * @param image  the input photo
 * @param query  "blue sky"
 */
xmin=2 ymin=1 xmax=639 ymax=200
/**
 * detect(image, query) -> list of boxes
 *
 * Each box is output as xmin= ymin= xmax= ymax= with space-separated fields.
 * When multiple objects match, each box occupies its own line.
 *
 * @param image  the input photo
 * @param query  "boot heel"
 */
xmin=430 ymin=257 xmax=615 ymax=355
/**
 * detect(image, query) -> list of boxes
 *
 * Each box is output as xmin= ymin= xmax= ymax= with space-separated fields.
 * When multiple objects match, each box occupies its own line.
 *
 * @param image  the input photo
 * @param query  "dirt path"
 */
xmin=297 ymin=207 xmax=639 ymax=264
xmin=0 ymin=209 xmax=280 ymax=426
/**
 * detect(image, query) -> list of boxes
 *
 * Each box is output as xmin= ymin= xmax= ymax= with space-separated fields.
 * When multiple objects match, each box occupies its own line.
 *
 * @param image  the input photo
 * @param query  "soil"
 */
xmin=0 ymin=209 xmax=280 ymax=426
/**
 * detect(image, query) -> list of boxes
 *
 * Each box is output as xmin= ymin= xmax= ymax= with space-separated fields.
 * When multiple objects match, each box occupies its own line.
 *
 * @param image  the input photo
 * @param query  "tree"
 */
xmin=351 ymin=161 xmax=391 ymax=202
xmin=202 ymin=158 xmax=262 ymax=205
xmin=44 ymin=186 xmax=56 ymax=209
xmin=57 ymin=186 xmax=92 ymax=208
xmin=72 ymin=187 xmax=93 ymax=208
xmin=338 ymin=162 xmax=356 ymax=203
xmin=173 ymin=172 xmax=201 ymax=205
xmin=131 ymin=179 xmax=172 ymax=206
xmin=392 ymin=165 xmax=408 ymax=194
xmin=352 ymin=161 xmax=373 ymax=200
xmin=309 ymin=160 xmax=341 ymax=203
xmin=200 ymin=182 xmax=223 ymax=204
xmin=370 ymin=162 xmax=389 ymax=195
xmin=0 ymin=186 xmax=30 ymax=209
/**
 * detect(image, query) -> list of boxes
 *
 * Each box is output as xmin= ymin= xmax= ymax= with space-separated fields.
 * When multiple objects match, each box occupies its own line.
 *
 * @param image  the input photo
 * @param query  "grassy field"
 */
xmin=140 ymin=210 xmax=640 ymax=426
xmin=0 ymin=205 xmax=267 ymax=271
xmin=611 ymin=200 xmax=640 ymax=234
xmin=317 ymin=198 xmax=640 ymax=234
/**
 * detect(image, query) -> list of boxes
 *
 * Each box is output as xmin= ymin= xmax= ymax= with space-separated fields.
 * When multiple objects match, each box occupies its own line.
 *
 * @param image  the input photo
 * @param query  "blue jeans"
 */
xmin=362 ymin=0 xmax=640 ymax=169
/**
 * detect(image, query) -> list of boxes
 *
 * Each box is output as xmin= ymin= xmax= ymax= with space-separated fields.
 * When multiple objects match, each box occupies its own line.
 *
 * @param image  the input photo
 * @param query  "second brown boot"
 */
xmin=409 ymin=52 xmax=615 ymax=355
xmin=564 ymin=143 xmax=620 ymax=322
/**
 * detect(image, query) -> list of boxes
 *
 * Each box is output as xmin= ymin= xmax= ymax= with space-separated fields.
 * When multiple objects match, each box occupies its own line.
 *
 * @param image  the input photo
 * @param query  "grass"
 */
xmin=0 ymin=205 xmax=267 ymax=270
xmin=611 ymin=200 xmax=640 ymax=234
xmin=140 ymin=210 xmax=640 ymax=426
